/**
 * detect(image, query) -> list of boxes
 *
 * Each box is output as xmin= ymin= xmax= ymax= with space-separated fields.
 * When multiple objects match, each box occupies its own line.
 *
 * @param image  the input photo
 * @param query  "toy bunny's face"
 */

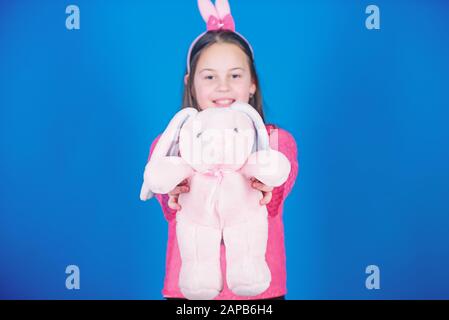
xmin=179 ymin=107 xmax=255 ymax=173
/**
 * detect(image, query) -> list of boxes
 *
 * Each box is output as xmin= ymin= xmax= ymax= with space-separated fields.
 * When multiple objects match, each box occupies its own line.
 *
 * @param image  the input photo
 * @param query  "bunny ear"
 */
xmin=231 ymin=102 xmax=269 ymax=152
xmin=197 ymin=0 xmax=219 ymax=22
xmin=215 ymin=0 xmax=231 ymax=19
xmin=151 ymin=108 xmax=198 ymax=160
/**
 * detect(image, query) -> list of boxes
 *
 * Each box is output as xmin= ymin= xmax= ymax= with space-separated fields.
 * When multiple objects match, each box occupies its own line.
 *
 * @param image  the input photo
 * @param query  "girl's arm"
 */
xmin=266 ymin=127 xmax=299 ymax=216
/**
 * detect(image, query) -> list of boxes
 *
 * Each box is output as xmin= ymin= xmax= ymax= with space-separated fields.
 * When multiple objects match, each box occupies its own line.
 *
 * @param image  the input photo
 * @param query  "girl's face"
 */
xmin=190 ymin=42 xmax=256 ymax=110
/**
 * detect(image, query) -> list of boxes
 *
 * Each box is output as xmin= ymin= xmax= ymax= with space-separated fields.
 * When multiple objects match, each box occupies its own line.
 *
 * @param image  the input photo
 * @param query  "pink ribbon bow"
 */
xmin=203 ymin=168 xmax=231 ymax=223
xmin=198 ymin=0 xmax=236 ymax=32
xmin=207 ymin=14 xmax=235 ymax=32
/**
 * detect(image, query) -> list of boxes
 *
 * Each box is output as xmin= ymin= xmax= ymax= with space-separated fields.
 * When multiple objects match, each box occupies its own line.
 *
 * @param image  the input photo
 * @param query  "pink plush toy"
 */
xmin=140 ymin=102 xmax=291 ymax=300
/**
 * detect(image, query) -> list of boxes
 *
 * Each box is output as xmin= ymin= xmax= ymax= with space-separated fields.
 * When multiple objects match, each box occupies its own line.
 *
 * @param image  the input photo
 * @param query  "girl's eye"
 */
xmin=204 ymin=75 xmax=214 ymax=80
xmin=232 ymin=74 xmax=242 ymax=79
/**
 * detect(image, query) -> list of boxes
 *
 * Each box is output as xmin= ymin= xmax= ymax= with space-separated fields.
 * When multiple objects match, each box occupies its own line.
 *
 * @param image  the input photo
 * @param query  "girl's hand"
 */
xmin=167 ymin=179 xmax=190 ymax=211
xmin=250 ymin=177 xmax=274 ymax=205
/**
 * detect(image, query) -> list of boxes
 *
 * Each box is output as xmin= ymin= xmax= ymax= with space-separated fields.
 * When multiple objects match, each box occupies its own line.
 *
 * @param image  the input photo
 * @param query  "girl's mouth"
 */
xmin=213 ymin=99 xmax=235 ymax=107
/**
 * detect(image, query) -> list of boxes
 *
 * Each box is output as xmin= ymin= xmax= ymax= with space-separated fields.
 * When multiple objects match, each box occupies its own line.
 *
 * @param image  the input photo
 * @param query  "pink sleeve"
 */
xmin=266 ymin=127 xmax=299 ymax=216
xmin=147 ymin=135 xmax=177 ymax=221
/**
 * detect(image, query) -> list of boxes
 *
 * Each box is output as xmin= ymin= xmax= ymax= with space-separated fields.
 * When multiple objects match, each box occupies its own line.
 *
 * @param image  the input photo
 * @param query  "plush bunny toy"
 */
xmin=140 ymin=102 xmax=291 ymax=300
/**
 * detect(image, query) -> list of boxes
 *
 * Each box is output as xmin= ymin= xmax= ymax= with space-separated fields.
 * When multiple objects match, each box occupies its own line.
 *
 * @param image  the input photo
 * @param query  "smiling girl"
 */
xmin=147 ymin=0 xmax=298 ymax=300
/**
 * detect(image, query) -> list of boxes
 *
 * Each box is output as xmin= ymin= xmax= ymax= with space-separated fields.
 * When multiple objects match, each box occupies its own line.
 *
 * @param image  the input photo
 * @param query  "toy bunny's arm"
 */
xmin=240 ymin=149 xmax=291 ymax=188
xmin=140 ymin=107 xmax=198 ymax=201
xmin=140 ymin=156 xmax=194 ymax=201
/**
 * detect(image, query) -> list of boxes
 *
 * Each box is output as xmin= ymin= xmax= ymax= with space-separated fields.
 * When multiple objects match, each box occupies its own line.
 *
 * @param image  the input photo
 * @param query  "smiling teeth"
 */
xmin=214 ymin=99 xmax=234 ymax=105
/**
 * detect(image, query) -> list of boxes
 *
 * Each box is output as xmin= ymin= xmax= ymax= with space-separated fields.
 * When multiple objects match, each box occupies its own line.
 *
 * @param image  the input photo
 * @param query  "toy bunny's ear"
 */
xmin=215 ymin=0 xmax=231 ymax=19
xmin=198 ymin=0 xmax=219 ymax=22
xmin=230 ymin=102 xmax=269 ymax=152
xmin=151 ymin=108 xmax=198 ymax=159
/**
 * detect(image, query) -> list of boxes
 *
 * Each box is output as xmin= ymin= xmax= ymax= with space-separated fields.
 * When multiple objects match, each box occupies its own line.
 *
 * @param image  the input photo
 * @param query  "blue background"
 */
xmin=1 ymin=0 xmax=448 ymax=299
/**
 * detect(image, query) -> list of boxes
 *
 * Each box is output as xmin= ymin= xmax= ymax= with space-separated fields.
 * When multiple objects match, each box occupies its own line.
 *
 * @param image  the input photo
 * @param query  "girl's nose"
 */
xmin=216 ymin=79 xmax=230 ymax=92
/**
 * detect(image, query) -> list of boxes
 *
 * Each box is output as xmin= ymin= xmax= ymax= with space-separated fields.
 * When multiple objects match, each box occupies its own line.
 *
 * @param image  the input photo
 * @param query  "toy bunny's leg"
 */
xmin=223 ymin=215 xmax=271 ymax=297
xmin=176 ymin=216 xmax=222 ymax=300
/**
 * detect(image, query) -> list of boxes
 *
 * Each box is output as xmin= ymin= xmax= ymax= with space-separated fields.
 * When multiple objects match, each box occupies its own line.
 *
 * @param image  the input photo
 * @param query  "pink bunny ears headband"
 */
xmin=186 ymin=0 xmax=254 ymax=73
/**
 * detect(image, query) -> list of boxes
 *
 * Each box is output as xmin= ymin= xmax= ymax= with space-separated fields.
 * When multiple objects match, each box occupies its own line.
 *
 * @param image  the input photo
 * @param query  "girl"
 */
xmin=146 ymin=0 xmax=298 ymax=300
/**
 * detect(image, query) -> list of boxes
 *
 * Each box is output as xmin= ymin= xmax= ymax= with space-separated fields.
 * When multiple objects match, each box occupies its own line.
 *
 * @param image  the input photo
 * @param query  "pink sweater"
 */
xmin=147 ymin=124 xmax=298 ymax=299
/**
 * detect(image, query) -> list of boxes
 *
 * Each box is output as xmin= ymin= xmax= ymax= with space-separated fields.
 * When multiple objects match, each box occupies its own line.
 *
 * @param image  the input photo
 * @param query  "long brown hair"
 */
xmin=182 ymin=30 xmax=265 ymax=122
